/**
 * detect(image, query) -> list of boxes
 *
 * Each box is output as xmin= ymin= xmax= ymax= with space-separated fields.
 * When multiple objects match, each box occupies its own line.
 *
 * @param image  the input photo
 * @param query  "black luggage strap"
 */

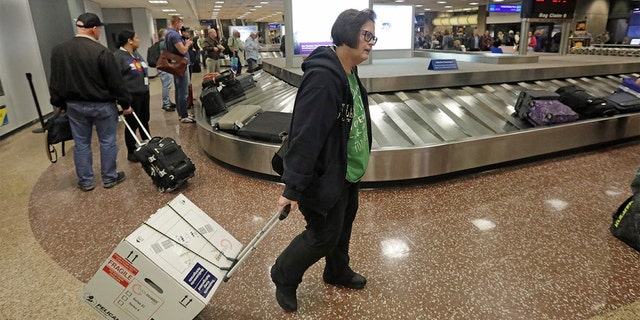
xmin=141 ymin=202 xmax=236 ymax=271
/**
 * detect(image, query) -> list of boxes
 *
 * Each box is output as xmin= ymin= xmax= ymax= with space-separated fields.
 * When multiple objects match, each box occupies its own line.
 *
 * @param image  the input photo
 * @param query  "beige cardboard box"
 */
xmin=79 ymin=194 xmax=242 ymax=320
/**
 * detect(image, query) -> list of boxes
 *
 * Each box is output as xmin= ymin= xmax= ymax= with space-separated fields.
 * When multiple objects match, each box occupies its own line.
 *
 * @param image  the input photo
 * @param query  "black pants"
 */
xmin=124 ymin=92 xmax=150 ymax=154
xmin=272 ymin=181 xmax=359 ymax=288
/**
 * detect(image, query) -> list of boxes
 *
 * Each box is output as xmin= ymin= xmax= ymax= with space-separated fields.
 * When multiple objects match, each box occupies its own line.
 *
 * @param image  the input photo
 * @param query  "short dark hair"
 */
xmin=331 ymin=8 xmax=376 ymax=48
xmin=117 ymin=29 xmax=135 ymax=48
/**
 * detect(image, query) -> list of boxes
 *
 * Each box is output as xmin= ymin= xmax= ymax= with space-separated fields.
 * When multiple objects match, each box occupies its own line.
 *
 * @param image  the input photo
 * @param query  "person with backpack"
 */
xmin=228 ymin=29 xmax=244 ymax=75
xmin=147 ymin=28 xmax=175 ymax=111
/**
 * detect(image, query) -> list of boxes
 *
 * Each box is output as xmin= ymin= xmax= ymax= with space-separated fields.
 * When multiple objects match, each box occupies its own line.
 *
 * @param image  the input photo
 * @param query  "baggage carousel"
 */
xmin=197 ymin=53 xmax=640 ymax=184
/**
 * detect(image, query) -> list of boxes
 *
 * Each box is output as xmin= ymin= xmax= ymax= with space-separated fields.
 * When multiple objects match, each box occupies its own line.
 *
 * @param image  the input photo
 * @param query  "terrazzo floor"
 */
xmin=1 ymin=69 xmax=640 ymax=320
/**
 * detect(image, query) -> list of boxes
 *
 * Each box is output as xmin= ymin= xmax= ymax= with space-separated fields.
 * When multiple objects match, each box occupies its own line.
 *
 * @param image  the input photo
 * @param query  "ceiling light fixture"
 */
xmin=148 ymin=0 xmax=168 ymax=3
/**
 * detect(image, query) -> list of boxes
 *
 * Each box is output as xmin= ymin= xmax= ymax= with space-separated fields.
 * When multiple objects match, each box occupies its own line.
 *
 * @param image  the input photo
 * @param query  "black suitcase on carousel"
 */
xmin=237 ymin=111 xmax=292 ymax=143
xmin=122 ymin=111 xmax=195 ymax=192
xmin=220 ymin=78 xmax=246 ymax=104
xmin=604 ymin=91 xmax=640 ymax=114
xmin=235 ymin=73 xmax=256 ymax=91
xmin=200 ymin=85 xmax=227 ymax=117
xmin=555 ymin=85 xmax=618 ymax=118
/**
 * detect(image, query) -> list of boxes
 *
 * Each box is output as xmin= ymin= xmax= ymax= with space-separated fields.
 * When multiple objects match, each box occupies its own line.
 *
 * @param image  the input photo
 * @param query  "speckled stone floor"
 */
xmin=1 ymin=69 xmax=640 ymax=320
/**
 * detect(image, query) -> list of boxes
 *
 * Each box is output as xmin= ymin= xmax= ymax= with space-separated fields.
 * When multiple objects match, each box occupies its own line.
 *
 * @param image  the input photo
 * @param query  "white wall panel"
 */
xmin=0 ymin=0 xmax=50 ymax=136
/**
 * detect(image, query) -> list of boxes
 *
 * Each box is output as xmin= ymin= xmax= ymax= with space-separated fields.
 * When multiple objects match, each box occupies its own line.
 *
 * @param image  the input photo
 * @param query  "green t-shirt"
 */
xmin=345 ymin=73 xmax=370 ymax=182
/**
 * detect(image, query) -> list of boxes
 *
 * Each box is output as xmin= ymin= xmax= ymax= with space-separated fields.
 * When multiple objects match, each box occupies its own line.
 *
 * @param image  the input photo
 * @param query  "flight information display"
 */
xmin=488 ymin=4 xmax=521 ymax=13
xmin=521 ymin=0 xmax=577 ymax=19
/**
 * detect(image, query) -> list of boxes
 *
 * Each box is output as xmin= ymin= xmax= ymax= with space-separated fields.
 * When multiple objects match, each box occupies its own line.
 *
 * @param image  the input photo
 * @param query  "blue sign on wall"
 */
xmin=428 ymin=59 xmax=459 ymax=71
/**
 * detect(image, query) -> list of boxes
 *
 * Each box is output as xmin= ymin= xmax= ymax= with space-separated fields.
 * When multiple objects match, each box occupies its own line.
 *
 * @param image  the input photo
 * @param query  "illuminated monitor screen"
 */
xmin=372 ymin=4 xmax=413 ymax=50
xmin=291 ymin=0 xmax=369 ymax=55
xmin=229 ymin=25 xmax=258 ymax=43
xmin=488 ymin=4 xmax=521 ymax=13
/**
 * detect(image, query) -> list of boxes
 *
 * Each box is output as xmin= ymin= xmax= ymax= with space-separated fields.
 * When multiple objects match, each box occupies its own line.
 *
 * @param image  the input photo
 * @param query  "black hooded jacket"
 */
xmin=282 ymin=46 xmax=372 ymax=215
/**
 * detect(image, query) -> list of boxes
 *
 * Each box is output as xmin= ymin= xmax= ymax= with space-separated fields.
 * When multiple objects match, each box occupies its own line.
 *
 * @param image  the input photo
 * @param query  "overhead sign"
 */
xmin=521 ymin=0 xmax=577 ymax=19
xmin=488 ymin=4 xmax=521 ymax=13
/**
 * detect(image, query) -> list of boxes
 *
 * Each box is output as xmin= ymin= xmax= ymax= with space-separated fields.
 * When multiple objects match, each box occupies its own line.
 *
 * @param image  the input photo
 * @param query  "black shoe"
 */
xmin=104 ymin=171 xmax=126 ymax=188
xmin=271 ymin=265 xmax=298 ymax=312
xmin=77 ymin=182 xmax=95 ymax=192
xmin=324 ymin=272 xmax=367 ymax=289
xmin=127 ymin=153 xmax=139 ymax=162
xmin=275 ymin=285 xmax=297 ymax=312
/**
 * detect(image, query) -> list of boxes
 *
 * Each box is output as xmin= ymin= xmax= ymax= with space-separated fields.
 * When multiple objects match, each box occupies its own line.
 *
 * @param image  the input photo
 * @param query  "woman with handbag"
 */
xmin=113 ymin=30 xmax=150 ymax=162
xmin=270 ymin=8 xmax=376 ymax=313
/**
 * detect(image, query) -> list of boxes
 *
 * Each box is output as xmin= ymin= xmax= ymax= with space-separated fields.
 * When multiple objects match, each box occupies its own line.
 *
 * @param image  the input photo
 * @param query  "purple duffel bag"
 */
xmin=526 ymin=100 xmax=580 ymax=126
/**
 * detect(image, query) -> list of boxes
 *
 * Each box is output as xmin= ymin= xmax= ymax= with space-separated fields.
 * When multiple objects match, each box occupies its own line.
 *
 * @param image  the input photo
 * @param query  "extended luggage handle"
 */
xmin=119 ymin=110 xmax=152 ymax=147
xmin=223 ymin=204 xmax=291 ymax=282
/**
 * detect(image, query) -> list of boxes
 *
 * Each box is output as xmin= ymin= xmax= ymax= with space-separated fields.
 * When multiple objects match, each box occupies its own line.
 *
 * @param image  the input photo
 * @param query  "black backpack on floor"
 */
xmin=611 ymin=193 xmax=640 ymax=252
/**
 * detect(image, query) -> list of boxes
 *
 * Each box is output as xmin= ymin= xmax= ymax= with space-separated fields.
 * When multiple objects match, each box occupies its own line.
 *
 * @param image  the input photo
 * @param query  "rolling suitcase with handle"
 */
xmin=80 ymin=194 xmax=289 ymax=320
xmin=215 ymin=104 xmax=262 ymax=132
xmin=122 ymin=111 xmax=195 ymax=192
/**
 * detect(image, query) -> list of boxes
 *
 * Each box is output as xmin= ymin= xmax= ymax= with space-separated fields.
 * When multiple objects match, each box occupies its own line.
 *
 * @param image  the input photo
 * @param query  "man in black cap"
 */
xmin=49 ymin=12 xmax=132 ymax=191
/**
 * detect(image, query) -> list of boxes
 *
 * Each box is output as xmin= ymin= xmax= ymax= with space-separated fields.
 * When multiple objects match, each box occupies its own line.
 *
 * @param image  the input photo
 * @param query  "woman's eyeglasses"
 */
xmin=361 ymin=30 xmax=378 ymax=45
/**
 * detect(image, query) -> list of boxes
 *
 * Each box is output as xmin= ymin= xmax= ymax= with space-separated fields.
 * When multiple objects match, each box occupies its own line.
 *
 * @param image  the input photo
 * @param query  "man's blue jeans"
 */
xmin=66 ymin=101 xmax=119 ymax=187
xmin=174 ymin=68 xmax=190 ymax=119
xmin=247 ymin=58 xmax=257 ymax=72
xmin=159 ymin=70 xmax=173 ymax=107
